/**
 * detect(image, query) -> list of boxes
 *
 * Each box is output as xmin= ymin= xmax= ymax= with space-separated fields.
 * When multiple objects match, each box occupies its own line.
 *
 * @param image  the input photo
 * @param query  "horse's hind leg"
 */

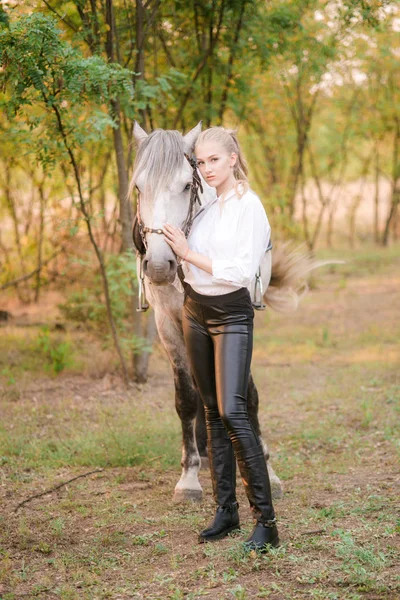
xmin=172 ymin=365 xmax=203 ymax=502
xmin=195 ymin=395 xmax=209 ymax=470
xmin=247 ymin=373 xmax=283 ymax=499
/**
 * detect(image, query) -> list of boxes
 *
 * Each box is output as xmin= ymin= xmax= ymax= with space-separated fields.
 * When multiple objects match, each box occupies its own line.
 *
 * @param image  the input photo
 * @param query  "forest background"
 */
xmin=0 ymin=3 xmax=399 ymax=598
xmin=0 ymin=0 xmax=399 ymax=380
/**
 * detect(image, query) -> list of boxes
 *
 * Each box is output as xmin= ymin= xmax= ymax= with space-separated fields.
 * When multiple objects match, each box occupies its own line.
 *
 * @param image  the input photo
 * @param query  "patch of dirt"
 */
xmin=0 ymin=254 xmax=399 ymax=599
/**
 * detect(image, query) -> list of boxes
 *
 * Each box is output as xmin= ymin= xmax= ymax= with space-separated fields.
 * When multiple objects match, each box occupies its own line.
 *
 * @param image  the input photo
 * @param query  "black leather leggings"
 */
xmin=182 ymin=285 xmax=275 ymax=523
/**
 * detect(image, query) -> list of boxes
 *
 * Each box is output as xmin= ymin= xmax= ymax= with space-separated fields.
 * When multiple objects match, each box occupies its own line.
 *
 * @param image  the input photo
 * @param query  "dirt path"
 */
xmin=0 ymin=250 xmax=399 ymax=599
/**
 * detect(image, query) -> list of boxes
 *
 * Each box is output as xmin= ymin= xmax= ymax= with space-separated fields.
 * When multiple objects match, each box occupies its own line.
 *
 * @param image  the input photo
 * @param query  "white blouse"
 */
xmin=177 ymin=187 xmax=271 ymax=296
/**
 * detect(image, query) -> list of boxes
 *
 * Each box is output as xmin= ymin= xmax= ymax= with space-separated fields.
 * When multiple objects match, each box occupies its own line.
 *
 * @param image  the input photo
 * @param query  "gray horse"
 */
xmin=131 ymin=122 xmax=311 ymax=502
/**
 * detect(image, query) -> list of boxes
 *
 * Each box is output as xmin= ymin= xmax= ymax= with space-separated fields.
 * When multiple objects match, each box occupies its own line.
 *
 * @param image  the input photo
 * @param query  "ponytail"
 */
xmin=225 ymin=129 xmax=248 ymax=182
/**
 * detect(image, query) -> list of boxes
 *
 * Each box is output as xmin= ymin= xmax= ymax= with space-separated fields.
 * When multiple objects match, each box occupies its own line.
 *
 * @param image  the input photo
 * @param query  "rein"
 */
xmin=135 ymin=153 xmax=203 ymax=254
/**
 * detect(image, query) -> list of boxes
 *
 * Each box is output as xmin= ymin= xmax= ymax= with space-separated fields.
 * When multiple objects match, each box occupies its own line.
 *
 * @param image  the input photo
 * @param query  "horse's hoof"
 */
xmin=200 ymin=456 xmax=209 ymax=471
xmin=173 ymin=488 xmax=203 ymax=503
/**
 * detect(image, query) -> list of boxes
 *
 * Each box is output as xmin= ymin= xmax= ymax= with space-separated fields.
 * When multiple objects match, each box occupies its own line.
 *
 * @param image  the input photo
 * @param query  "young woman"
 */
xmin=162 ymin=127 xmax=278 ymax=552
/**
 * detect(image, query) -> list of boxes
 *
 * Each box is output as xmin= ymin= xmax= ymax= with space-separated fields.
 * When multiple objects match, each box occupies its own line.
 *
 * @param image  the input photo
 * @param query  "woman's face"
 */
xmin=195 ymin=141 xmax=236 ymax=194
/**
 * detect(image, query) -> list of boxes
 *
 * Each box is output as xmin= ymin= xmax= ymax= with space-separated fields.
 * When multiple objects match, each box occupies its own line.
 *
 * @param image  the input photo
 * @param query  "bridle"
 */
xmin=135 ymin=153 xmax=203 ymax=254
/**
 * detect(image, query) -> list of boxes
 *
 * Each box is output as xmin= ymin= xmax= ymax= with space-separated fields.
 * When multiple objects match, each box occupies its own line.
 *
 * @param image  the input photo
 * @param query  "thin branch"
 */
xmin=193 ymin=0 xmax=202 ymax=53
xmin=41 ymin=0 xmax=79 ymax=33
xmin=157 ymin=27 xmax=176 ymax=67
xmin=0 ymin=248 xmax=64 ymax=291
xmin=14 ymin=469 xmax=104 ymax=512
xmin=172 ymin=0 xmax=226 ymax=128
xmin=218 ymin=0 xmax=247 ymax=123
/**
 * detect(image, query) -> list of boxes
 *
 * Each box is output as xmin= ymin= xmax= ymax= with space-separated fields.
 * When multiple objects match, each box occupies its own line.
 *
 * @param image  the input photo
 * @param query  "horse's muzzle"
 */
xmin=143 ymin=257 xmax=177 ymax=285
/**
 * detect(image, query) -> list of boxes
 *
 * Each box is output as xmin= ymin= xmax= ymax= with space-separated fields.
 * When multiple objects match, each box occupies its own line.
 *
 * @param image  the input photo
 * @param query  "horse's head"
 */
xmin=131 ymin=122 xmax=209 ymax=285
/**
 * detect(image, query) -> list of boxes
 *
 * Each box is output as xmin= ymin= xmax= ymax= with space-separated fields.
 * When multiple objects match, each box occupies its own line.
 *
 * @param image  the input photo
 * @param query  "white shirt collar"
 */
xmin=217 ymin=188 xmax=236 ymax=203
xmin=193 ymin=187 xmax=238 ymax=224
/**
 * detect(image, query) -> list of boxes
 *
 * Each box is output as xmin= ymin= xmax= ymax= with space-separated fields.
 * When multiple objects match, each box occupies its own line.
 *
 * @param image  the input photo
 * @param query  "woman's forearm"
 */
xmin=185 ymin=250 xmax=213 ymax=275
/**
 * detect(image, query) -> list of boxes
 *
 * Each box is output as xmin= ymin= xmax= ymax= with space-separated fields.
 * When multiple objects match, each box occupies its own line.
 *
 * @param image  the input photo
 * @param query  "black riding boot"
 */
xmin=198 ymin=502 xmax=240 ymax=543
xmin=198 ymin=434 xmax=240 ymax=543
xmin=244 ymin=519 xmax=279 ymax=551
xmin=236 ymin=444 xmax=280 ymax=551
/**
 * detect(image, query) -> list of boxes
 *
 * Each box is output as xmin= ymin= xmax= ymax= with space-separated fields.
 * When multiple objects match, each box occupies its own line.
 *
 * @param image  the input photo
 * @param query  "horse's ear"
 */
xmin=183 ymin=121 xmax=202 ymax=154
xmin=133 ymin=121 xmax=148 ymax=146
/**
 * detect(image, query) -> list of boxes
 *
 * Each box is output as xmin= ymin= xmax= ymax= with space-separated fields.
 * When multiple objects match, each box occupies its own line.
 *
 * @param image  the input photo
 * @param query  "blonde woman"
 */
xmin=163 ymin=127 xmax=278 ymax=552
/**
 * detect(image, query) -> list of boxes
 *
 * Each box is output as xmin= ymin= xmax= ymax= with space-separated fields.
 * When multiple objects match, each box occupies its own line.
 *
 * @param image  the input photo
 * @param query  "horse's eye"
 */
xmin=184 ymin=183 xmax=192 ymax=192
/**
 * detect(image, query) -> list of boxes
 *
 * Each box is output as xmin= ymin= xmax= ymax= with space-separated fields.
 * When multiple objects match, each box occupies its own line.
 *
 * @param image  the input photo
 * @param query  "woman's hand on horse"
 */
xmin=163 ymin=223 xmax=189 ymax=258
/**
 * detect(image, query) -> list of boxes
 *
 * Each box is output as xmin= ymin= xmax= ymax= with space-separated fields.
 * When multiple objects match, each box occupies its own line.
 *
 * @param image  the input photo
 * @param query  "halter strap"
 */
xmin=142 ymin=227 xmax=163 ymax=235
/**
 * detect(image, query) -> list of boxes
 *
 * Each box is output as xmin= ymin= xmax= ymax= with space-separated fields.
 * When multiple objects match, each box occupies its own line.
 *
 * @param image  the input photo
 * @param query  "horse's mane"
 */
xmin=132 ymin=129 xmax=185 ymax=199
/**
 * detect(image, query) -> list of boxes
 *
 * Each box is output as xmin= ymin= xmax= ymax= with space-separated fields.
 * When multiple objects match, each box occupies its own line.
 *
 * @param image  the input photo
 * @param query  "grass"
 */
xmin=315 ymin=242 xmax=400 ymax=277
xmin=0 ymin=394 xmax=181 ymax=472
xmin=0 ymin=327 xmax=77 ymax=377
xmin=0 ymin=245 xmax=399 ymax=599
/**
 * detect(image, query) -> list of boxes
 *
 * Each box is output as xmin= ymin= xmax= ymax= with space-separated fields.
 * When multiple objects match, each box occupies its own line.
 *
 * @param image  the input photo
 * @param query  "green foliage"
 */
xmin=59 ymin=250 xmax=150 ymax=355
xmin=229 ymin=585 xmax=248 ymax=599
xmin=132 ymin=531 xmax=167 ymax=546
xmin=59 ymin=289 xmax=109 ymax=331
xmin=332 ymin=529 xmax=391 ymax=590
xmin=339 ymin=0 xmax=389 ymax=28
xmin=59 ymin=252 xmax=136 ymax=332
xmin=0 ymin=5 xmax=9 ymax=28
xmin=35 ymin=327 xmax=74 ymax=374
xmin=0 ymin=13 xmax=134 ymax=169
xmin=333 ymin=529 xmax=387 ymax=568
xmin=1 ymin=366 xmax=16 ymax=386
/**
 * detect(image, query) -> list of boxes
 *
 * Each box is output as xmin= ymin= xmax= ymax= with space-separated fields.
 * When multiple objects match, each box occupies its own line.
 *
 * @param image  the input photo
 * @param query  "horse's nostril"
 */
xmin=168 ymin=260 xmax=176 ymax=273
xmin=143 ymin=259 xmax=148 ymax=273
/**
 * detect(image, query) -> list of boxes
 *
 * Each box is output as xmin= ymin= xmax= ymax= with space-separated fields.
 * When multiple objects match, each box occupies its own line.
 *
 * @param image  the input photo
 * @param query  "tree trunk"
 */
xmin=111 ymin=100 xmax=133 ymax=252
xmin=34 ymin=180 xmax=46 ymax=302
xmin=349 ymin=195 xmax=362 ymax=248
xmin=104 ymin=0 xmax=133 ymax=251
xmin=392 ymin=201 xmax=399 ymax=241
xmin=4 ymin=164 xmax=30 ymax=303
xmin=382 ymin=118 xmax=400 ymax=246
xmin=133 ymin=310 xmax=158 ymax=383
xmin=300 ymin=175 xmax=312 ymax=250
xmin=374 ymin=143 xmax=380 ymax=244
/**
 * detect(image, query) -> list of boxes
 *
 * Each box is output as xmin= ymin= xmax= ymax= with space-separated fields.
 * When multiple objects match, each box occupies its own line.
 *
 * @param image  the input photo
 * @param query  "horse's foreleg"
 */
xmin=247 ymin=373 xmax=283 ymax=500
xmin=152 ymin=298 xmax=203 ymax=503
xmin=172 ymin=366 xmax=203 ymax=502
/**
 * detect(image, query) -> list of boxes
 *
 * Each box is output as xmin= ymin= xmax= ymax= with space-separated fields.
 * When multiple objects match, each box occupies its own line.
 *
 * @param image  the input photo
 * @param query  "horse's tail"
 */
xmin=263 ymin=243 xmax=339 ymax=313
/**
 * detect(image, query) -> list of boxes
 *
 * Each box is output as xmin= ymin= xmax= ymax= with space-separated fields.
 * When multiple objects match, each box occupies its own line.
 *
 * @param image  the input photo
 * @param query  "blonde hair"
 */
xmin=195 ymin=127 xmax=249 ymax=197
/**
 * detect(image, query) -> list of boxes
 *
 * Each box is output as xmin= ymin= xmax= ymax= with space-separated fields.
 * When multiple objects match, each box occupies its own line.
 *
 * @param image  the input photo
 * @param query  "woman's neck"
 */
xmin=216 ymin=175 xmax=236 ymax=198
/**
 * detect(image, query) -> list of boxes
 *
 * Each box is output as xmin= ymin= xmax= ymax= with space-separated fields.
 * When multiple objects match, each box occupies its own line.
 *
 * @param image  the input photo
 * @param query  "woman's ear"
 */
xmin=230 ymin=153 xmax=237 ymax=168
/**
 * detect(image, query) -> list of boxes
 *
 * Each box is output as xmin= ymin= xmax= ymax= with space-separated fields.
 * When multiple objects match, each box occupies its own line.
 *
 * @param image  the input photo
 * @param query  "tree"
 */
xmin=0 ymin=13 xmax=134 ymax=380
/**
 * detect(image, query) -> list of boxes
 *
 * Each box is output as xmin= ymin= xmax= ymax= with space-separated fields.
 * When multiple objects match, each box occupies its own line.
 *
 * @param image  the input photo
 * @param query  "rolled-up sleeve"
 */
xmin=211 ymin=196 xmax=270 ymax=287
